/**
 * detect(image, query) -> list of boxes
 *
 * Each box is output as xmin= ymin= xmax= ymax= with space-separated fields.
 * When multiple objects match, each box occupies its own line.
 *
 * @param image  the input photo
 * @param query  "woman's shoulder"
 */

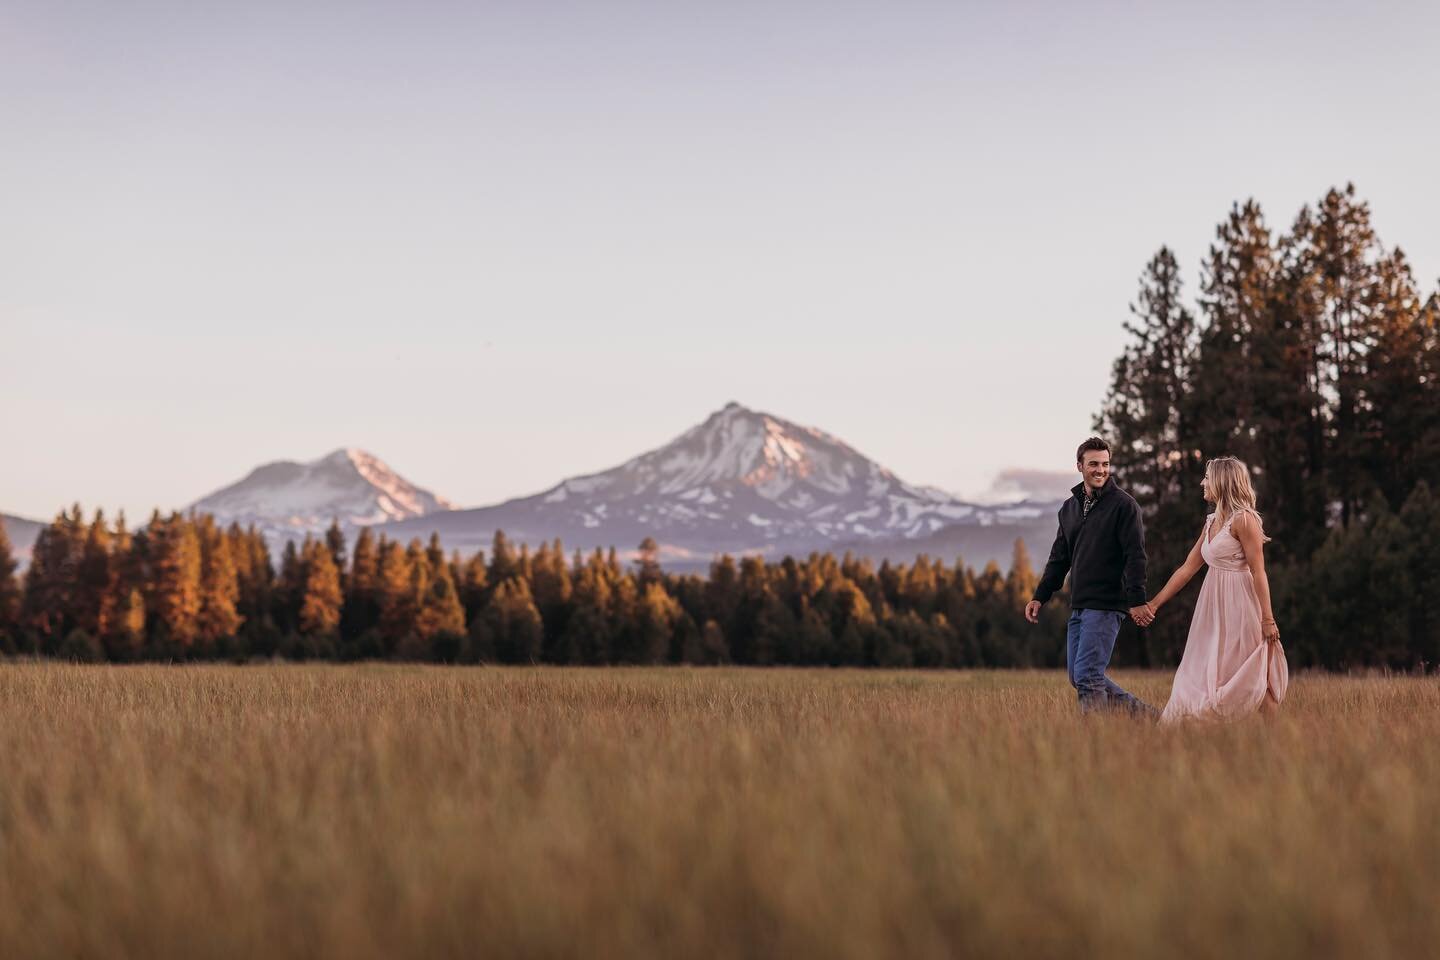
xmin=1230 ymin=508 xmax=1264 ymax=533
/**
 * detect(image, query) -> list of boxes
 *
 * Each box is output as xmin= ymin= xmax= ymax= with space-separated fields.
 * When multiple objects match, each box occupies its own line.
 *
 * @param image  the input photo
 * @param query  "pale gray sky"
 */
xmin=4 ymin=0 xmax=1438 ymax=521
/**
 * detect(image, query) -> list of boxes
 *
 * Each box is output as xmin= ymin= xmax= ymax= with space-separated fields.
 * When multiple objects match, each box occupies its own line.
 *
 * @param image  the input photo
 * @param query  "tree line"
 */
xmin=0 ymin=511 xmax=1068 ymax=666
xmin=1097 ymin=183 xmax=1440 ymax=670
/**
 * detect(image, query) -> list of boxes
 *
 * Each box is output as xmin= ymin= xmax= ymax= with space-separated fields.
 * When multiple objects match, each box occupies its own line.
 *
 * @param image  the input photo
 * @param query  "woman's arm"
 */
xmin=1233 ymin=511 xmax=1280 ymax=643
xmin=1147 ymin=531 xmax=1206 ymax=613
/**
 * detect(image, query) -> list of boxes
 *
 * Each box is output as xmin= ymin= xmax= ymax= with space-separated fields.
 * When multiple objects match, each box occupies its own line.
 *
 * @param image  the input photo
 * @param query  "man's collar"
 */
xmin=1072 ymin=477 xmax=1113 ymax=500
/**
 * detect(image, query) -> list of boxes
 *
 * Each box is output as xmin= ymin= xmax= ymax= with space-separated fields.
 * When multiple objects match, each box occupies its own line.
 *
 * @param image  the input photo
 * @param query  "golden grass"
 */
xmin=0 ymin=664 xmax=1437 ymax=959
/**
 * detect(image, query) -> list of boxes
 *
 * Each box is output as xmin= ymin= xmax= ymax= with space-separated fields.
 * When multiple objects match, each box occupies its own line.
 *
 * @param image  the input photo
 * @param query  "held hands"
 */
xmin=1030 ymin=600 xmax=1159 ymax=626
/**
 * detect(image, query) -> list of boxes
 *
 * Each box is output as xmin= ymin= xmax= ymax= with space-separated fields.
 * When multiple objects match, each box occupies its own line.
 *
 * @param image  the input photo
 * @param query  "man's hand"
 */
xmin=1024 ymin=600 xmax=1042 ymax=624
xmin=1130 ymin=603 xmax=1155 ymax=627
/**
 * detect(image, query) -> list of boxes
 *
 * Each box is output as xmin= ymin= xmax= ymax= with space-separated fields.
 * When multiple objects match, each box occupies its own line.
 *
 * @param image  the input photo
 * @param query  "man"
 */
xmin=1025 ymin=437 xmax=1156 ymax=716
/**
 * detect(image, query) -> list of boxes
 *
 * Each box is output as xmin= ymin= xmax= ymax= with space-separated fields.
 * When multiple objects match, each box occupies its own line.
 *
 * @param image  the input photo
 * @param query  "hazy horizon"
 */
xmin=5 ymin=0 xmax=1439 ymax=522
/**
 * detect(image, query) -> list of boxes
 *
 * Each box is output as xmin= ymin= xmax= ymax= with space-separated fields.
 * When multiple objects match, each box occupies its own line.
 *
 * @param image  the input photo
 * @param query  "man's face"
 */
xmin=1078 ymin=449 xmax=1110 ymax=492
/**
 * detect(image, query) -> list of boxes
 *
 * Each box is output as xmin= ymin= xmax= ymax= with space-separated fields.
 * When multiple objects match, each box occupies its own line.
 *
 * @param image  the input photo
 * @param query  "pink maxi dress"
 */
xmin=1159 ymin=510 xmax=1289 ymax=724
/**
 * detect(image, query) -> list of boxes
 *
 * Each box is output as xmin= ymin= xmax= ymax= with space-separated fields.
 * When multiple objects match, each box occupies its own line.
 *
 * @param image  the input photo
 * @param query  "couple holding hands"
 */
xmin=1024 ymin=438 xmax=1288 ymax=724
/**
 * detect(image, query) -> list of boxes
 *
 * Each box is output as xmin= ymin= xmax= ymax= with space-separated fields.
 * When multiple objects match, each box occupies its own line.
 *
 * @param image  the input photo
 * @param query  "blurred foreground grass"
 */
xmin=1 ymin=664 xmax=1436 ymax=959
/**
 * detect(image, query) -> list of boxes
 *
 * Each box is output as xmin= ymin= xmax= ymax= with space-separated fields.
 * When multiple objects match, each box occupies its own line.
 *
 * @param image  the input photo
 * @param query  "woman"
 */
xmin=1146 ymin=456 xmax=1288 ymax=723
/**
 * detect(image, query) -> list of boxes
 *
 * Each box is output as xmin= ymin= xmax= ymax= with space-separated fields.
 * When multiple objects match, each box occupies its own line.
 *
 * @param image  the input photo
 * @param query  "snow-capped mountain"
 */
xmin=376 ymin=403 xmax=1056 ymax=566
xmin=188 ymin=449 xmax=454 ymax=542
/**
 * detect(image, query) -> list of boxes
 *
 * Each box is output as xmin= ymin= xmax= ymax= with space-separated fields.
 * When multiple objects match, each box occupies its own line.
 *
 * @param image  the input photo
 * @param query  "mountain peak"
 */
xmin=189 ymin=449 xmax=454 ymax=543
xmin=668 ymin=404 xmax=878 ymax=495
xmin=510 ymin=403 xmax=974 ymax=550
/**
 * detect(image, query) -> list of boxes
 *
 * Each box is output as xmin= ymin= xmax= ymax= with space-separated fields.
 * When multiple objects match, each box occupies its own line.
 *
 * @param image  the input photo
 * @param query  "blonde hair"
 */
xmin=1207 ymin=456 xmax=1270 ymax=542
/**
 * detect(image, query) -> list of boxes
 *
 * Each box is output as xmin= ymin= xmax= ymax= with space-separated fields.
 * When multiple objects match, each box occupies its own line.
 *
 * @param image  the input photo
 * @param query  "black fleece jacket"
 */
xmin=1032 ymin=478 xmax=1147 ymax=612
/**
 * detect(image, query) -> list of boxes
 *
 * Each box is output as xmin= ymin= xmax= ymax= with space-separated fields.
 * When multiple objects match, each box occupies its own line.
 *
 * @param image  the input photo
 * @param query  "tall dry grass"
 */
xmin=0 ymin=664 xmax=1437 ymax=959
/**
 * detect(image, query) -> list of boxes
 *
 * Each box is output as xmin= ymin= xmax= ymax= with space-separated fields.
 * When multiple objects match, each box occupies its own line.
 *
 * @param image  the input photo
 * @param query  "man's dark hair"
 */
xmin=1076 ymin=437 xmax=1111 ymax=464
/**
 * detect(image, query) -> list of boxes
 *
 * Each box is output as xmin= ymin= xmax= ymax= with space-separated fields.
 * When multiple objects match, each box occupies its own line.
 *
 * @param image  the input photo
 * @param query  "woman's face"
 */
xmin=1202 ymin=472 xmax=1215 ymax=503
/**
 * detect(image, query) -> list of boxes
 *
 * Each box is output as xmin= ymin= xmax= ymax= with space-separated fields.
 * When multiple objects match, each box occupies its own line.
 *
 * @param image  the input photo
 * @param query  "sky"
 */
xmin=3 ymin=0 xmax=1439 ymax=522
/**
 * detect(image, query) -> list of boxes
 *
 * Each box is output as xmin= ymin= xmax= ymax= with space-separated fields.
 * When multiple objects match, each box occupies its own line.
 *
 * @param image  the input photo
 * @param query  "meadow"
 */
xmin=0 ymin=664 xmax=1436 ymax=959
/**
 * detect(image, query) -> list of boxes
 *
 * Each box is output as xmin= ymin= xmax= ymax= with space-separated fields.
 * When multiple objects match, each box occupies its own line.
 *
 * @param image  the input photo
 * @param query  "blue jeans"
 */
xmin=1066 ymin=608 xmax=1153 ymax=716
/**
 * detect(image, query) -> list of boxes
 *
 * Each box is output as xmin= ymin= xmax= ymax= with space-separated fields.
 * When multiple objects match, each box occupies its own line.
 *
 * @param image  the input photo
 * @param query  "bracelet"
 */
xmin=1262 ymin=618 xmax=1277 ymax=625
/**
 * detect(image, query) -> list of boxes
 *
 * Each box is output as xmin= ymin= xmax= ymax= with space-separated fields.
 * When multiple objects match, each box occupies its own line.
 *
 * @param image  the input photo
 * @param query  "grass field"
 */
xmin=1 ymin=664 xmax=1437 ymax=959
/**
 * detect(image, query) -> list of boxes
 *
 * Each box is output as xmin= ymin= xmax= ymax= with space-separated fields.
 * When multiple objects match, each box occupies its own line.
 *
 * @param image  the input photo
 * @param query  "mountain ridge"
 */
xmin=7 ymin=404 xmax=1064 ymax=570
xmin=373 ymin=402 xmax=1056 ymax=567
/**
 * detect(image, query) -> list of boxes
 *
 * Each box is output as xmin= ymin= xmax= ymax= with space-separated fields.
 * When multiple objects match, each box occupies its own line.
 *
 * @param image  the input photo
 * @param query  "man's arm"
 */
xmin=1119 ymin=499 xmax=1148 ymax=608
xmin=1032 ymin=519 xmax=1071 ymax=605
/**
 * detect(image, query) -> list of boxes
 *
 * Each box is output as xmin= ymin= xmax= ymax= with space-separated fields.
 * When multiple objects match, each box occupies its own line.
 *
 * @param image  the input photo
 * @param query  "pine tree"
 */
xmin=1097 ymin=246 xmax=1200 ymax=537
xmin=531 ymin=540 xmax=572 ymax=661
xmin=196 ymin=516 xmax=243 ymax=650
xmin=1242 ymin=207 xmax=1325 ymax=556
xmin=342 ymin=527 xmax=381 ymax=642
xmin=105 ymin=513 xmax=145 ymax=661
xmin=230 ymin=526 xmax=276 ymax=657
xmin=458 ymin=549 xmax=489 ymax=626
xmin=21 ymin=507 xmax=86 ymax=650
xmin=484 ymin=577 xmax=543 ymax=664
xmin=376 ymin=538 xmax=418 ymax=652
xmin=608 ymin=573 xmax=641 ymax=662
xmin=425 ymin=533 xmax=446 ymax=574
xmin=1362 ymin=251 xmax=1439 ymax=509
xmin=275 ymin=540 xmax=304 ymax=636
xmin=0 ymin=518 xmax=21 ymax=651
xmin=1192 ymin=207 xmax=1272 ymax=471
xmin=971 ymin=561 xmax=1011 ymax=666
xmin=147 ymin=513 xmax=202 ymax=652
xmin=705 ymin=555 xmax=740 ymax=644
xmin=414 ymin=548 xmax=465 ymax=646
xmin=1396 ymin=483 xmax=1440 ymax=668
xmin=1293 ymin=185 xmax=1384 ymax=525
xmin=325 ymin=520 xmax=348 ymax=594
xmin=899 ymin=556 xmax=939 ymax=617
xmin=1004 ymin=539 xmax=1037 ymax=610
xmin=559 ymin=558 xmax=610 ymax=664
xmin=111 ymin=589 xmax=147 ymax=661
xmin=699 ymin=618 xmax=730 ymax=664
xmin=635 ymin=536 xmax=661 ymax=587
xmin=75 ymin=510 xmax=114 ymax=640
xmin=794 ymin=599 xmax=833 ymax=665
xmin=298 ymin=539 xmax=343 ymax=638
xmin=634 ymin=581 xmax=680 ymax=664
xmin=489 ymin=531 xmax=517 ymax=584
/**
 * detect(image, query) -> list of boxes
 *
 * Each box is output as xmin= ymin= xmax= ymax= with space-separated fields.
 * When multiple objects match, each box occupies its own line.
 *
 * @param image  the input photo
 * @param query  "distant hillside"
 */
xmin=1 ymin=513 xmax=44 ymax=569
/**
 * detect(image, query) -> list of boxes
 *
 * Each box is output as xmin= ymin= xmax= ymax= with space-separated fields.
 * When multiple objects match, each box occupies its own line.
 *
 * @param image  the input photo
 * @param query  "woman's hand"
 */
xmin=1262 ymin=618 xmax=1280 ymax=644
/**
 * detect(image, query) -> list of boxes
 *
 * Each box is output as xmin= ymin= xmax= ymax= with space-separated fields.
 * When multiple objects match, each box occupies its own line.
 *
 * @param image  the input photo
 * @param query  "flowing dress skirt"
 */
xmin=1160 ymin=536 xmax=1288 ymax=724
